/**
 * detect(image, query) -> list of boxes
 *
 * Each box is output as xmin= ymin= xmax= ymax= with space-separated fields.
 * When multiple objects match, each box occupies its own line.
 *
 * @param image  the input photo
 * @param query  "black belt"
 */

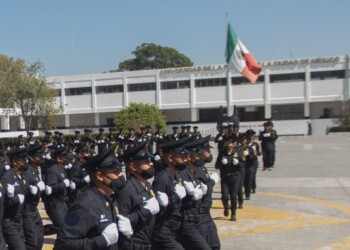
xmin=183 ymin=214 xmax=200 ymax=223
xmin=133 ymin=243 xmax=152 ymax=250
xmin=225 ymin=172 xmax=239 ymax=177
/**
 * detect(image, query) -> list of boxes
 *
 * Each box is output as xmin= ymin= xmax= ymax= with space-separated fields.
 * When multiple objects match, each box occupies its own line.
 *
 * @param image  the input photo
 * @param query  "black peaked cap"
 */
xmin=7 ymin=147 xmax=28 ymax=159
xmin=158 ymin=137 xmax=191 ymax=153
xmin=83 ymin=143 xmax=121 ymax=172
xmin=122 ymin=141 xmax=151 ymax=161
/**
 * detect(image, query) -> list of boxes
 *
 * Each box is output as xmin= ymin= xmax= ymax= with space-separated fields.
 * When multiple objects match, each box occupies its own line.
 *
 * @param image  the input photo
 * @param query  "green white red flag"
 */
xmin=225 ymin=23 xmax=261 ymax=83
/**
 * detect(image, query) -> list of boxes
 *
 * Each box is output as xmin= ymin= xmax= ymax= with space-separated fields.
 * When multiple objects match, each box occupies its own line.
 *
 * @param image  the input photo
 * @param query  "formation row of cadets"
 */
xmin=214 ymin=121 xmax=278 ymax=221
xmin=53 ymin=136 xmax=220 ymax=250
xmin=0 ymin=125 xmax=218 ymax=250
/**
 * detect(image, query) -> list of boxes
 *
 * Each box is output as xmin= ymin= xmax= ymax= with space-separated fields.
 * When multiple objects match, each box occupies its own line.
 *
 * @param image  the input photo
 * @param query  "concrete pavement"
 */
xmin=42 ymin=133 xmax=350 ymax=250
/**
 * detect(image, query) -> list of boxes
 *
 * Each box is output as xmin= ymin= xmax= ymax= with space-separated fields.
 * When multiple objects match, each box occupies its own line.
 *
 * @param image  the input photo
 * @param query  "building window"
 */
xmin=195 ymin=78 xmax=226 ymax=88
xmin=237 ymin=106 xmax=265 ymax=121
xmin=199 ymin=107 xmax=227 ymax=122
xmin=311 ymin=70 xmax=345 ymax=80
xmin=127 ymin=83 xmax=156 ymax=92
xmin=96 ymin=85 xmax=123 ymax=94
xmin=272 ymin=104 xmax=304 ymax=120
xmin=270 ymin=73 xmax=305 ymax=83
xmin=231 ymin=75 xmax=265 ymax=85
xmin=161 ymin=80 xmax=190 ymax=90
xmin=65 ymin=87 xmax=92 ymax=96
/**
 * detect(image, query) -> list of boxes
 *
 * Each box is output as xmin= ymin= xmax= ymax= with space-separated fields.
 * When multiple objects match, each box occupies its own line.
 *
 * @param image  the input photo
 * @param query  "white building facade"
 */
xmin=0 ymin=55 xmax=349 ymax=135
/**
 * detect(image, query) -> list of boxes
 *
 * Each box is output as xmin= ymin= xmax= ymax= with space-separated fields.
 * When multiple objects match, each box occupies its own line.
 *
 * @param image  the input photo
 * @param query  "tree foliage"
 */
xmin=114 ymin=43 xmax=193 ymax=71
xmin=0 ymin=54 xmax=60 ymax=133
xmin=114 ymin=103 xmax=166 ymax=131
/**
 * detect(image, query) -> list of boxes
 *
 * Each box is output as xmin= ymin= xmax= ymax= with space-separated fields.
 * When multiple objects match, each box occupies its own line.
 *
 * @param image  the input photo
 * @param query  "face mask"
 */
xmin=205 ymin=155 xmax=213 ymax=163
xmin=104 ymin=174 xmax=126 ymax=194
xmin=140 ymin=167 xmax=155 ymax=180
xmin=193 ymin=156 xmax=205 ymax=167
xmin=174 ymin=162 xmax=187 ymax=171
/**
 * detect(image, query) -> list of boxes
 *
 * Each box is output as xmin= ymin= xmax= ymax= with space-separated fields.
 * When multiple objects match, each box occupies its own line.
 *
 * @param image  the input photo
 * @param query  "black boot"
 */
xmin=238 ymin=203 xmax=243 ymax=209
xmin=230 ymin=211 xmax=236 ymax=221
xmin=222 ymin=199 xmax=229 ymax=217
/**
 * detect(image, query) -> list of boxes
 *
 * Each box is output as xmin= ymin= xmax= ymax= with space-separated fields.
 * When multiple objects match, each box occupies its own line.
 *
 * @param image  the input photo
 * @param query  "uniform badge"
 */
xmin=115 ymin=206 xmax=119 ymax=215
xmin=105 ymin=202 xmax=109 ymax=208
xmin=0 ymin=183 xmax=2 ymax=189
xmin=23 ymin=179 xmax=26 ymax=185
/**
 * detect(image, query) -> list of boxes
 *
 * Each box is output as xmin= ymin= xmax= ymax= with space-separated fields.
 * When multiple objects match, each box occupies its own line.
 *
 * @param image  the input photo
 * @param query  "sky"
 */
xmin=0 ymin=0 xmax=349 ymax=77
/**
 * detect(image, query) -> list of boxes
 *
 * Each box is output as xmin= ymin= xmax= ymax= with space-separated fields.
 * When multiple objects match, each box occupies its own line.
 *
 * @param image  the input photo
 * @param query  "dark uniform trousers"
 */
xmin=0 ymin=180 xmax=7 ymax=250
xmin=221 ymin=172 xmax=240 ymax=214
xmin=2 ymin=169 xmax=26 ymax=250
xmin=23 ymin=207 xmax=44 ymax=250
xmin=199 ymin=213 xmax=220 ymax=250
xmin=45 ymin=197 xmax=68 ymax=230
xmin=151 ymin=168 xmax=184 ymax=250
xmin=176 ymin=168 xmax=211 ymax=250
xmin=251 ymin=159 xmax=259 ymax=191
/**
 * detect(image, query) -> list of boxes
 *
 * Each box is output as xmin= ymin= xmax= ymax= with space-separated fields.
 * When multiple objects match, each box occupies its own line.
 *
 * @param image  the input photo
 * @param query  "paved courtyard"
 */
xmin=42 ymin=133 xmax=350 ymax=250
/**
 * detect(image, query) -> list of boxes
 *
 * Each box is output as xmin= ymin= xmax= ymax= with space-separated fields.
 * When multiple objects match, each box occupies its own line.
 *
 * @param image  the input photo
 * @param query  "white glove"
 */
xmin=45 ymin=154 xmax=51 ymax=160
xmin=18 ymin=194 xmax=25 ymax=204
xmin=30 ymin=185 xmax=38 ymax=195
xmin=154 ymin=155 xmax=161 ymax=161
xmin=263 ymin=133 xmax=271 ymax=137
xmin=70 ymin=181 xmax=76 ymax=190
xmin=143 ymin=197 xmax=160 ymax=215
xmin=233 ymin=158 xmax=239 ymax=165
xmin=64 ymin=163 xmax=73 ymax=169
xmin=102 ymin=223 xmax=119 ymax=247
xmin=84 ymin=175 xmax=91 ymax=184
xmin=218 ymin=136 xmax=223 ymax=141
xmin=210 ymin=172 xmax=220 ymax=185
xmin=156 ymin=191 xmax=169 ymax=207
xmin=174 ymin=184 xmax=186 ymax=199
xmin=192 ymin=185 xmax=203 ymax=201
xmin=0 ymin=191 xmax=2 ymax=198
xmin=117 ymin=214 xmax=133 ymax=237
xmin=221 ymin=157 xmax=228 ymax=165
xmin=37 ymin=181 xmax=45 ymax=192
xmin=45 ymin=185 xmax=52 ymax=195
xmin=200 ymin=183 xmax=208 ymax=195
xmin=4 ymin=164 xmax=10 ymax=171
xmin=183 ymin=181 xmax=195 ymax=195
xmin=243 ymin=150 xmax=249 ymax=156
xmin=63 ymin=179 xmax=70 ymax=188
xmin=7 ymin=184 xmax=15 ymax=198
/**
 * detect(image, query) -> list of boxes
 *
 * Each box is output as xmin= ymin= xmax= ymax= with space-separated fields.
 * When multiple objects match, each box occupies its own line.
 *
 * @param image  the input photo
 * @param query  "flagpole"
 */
xmin=225 ymin=16 xmax=233 ymax=117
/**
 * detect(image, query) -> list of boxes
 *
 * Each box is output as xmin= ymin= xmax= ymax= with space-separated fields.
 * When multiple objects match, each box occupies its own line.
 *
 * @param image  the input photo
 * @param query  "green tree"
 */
xmin=114 ymin=103 xmax=166 ymax=131
xmin=0 ymin=54 xmax=60 ymax=133
xmin=113 ymin=43 xmax=193 ymax=71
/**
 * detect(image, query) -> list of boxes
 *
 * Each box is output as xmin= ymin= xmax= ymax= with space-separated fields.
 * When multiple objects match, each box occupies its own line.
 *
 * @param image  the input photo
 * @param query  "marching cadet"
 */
xmin=17 ymin=134 xmax=26 ymax=149
xmin=55 ymin=143 xmax=133 ymax=250
xmin=27 ymin=131 xmax=38 ymax=146
xmin=192 ymin=126 xmax=202 ymax=139
xmin=3 ymin=147 xmax=27 ymax=249
xmin=72 ymin=131 xmax=81 ymax=147
xmin=178 ymin=125 xmax=187 ymax=139
xmin=66 ymin=145 xmax=91 ymax=204
xmin=219 ymin=136 xmax=241 ymax=221
xmin=0 ymin=157 xmax=8 ymax=249
xmin=187 ymin=136 xmax=221 ymax=250
xmin=116 ymin=141 xmax=160 ymax=250
xmin=145 ymin=125 xmax=154 ymax=154
xmin=185 ymin=125 xmax=192 ymax=138
xmin=246 ymin=129 xmax=261 ymax=194
xmin=153 ymin=125 xmax=165 ymax=145
xmin=151 ymin=138 xmax=188 ymax=250
xmin=22 ymin=144 xmax=46 ymax=250
xmin=237 ymin=134 xmax=249 ymax=209
xmin=177 ymin=138 xmax=211 ymax=250
xmin=44 ymin=147 xmax=70 ymax=233
xmin=96 ymin=128 xmax=109 ymax=154
xmin=166 ymin=126 xmax=179 ymax=141
xmin=56 ymin=132 xmax=65 ymax=149
xmin=259 ymin=121 xmax=278 ymax=170
xmin=126 ymin=128 xmax=138 ymax=145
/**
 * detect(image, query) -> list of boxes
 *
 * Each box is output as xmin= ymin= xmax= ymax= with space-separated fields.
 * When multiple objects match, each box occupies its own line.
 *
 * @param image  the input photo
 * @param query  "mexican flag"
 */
xmin=225 ymin=23 xmax=261 ymax=83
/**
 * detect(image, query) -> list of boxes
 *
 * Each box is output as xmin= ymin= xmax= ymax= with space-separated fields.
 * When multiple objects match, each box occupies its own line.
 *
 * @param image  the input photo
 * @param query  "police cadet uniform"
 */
xmin=0 ymin=157 xmax=8 ymax=250
xmin=116 ymin=141 xmax=159 ymax=250
xmin=151 ymin=138 xmax=189 ymax=250
xmin=219 ymin=136 xmax=241 ymax=221
xmin=96 ymin=128 xmax=109 ymax=154
xmin=166 ymin=126 xmax=179 ymax=141
xmin=3 ymin=147 xmax=27 ymax=250
xmin=22 ymin=144 xmax=46 ymax=250
xmin=55 ymin=143 xmax=132 ymax=250
xmin=246 ymin=129 xmax=261 ymax=194
xmin=187 ymin=136 xmax=221 ymax=250
xmin=66 ymin=145 xmax=91 ymax=204
xmin=27 ymin=132 xmax=38 ymax=146
xmin=73 ymin=131 xmax=81 ymax=147
xmin=44 ymin=147 xmax=70 ymax=232
xmin=259 ymin=121 xmax=278 ymax=170
xmin=176 ymin=139 xmax=211 ymax=250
